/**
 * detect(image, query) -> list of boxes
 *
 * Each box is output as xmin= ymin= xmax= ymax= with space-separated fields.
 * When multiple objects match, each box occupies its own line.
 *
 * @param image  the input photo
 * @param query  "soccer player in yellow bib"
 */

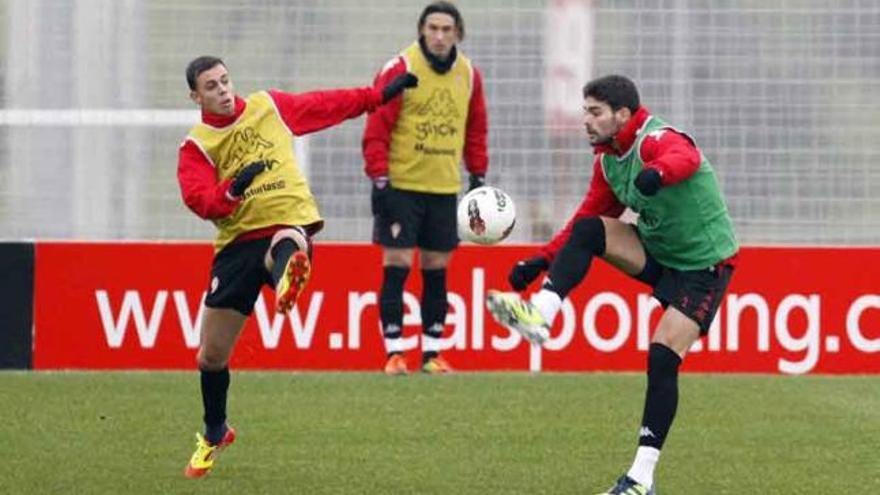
xmin=178 ymin=55 xmax=416 ymax=478
xmin=363 ymin=2 xmax=489 ymax=375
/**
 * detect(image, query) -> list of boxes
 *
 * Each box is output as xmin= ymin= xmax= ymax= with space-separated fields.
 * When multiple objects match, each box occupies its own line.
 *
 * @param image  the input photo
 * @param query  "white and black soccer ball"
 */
xmin=457 ymin=186 xmax=516 ymax=245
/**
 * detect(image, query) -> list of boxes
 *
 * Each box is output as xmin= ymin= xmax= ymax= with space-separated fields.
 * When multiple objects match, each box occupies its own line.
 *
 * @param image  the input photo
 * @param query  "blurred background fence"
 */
xmin=1 ymin=0 xmax=878 ymax=244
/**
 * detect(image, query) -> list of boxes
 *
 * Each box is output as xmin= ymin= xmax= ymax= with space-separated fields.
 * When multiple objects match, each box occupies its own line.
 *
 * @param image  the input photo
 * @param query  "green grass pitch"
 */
xmin=1 ymin=372 xmax=878 ymax=494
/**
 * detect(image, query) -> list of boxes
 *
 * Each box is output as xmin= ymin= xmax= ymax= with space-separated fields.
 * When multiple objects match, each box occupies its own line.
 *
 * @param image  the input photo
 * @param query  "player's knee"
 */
xmin=383 ymin=248 xmax=414 ymax=267
xmin=421 ymin=250 xmax=451 ymax=270
xmin=569 ymin=216 xmax=606 ymax=256
xmin=197 ymin=348 xmax=229 ymax=371
xmin=282 ymin=226 xmax=310 ymax=252
xmin=265 ymin=227 xmax=311 ymax=270
xmin=634 ymin=254 xmax=662 ymax=285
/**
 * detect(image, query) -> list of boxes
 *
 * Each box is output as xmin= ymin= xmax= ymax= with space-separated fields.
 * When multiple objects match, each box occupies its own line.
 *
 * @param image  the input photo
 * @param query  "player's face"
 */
xmin=420 ymin=13 xmax=459 ymax=59
xmin=583 ymin=96 xmax=630 ymax=146
xmin=190 ymin=64 xmax=235 ymax=116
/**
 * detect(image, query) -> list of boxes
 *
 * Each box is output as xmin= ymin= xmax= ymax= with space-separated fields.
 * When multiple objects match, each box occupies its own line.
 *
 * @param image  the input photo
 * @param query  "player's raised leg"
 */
xmin=267 ymin=227 xmax=312 ymax=314
xmin=488 ymin=216 xmax=647 ymax=343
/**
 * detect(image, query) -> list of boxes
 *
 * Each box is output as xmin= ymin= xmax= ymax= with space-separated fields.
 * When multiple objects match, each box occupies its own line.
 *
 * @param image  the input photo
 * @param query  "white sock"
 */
xmin=626 ymin=446 xmax=660 ymax=489
xmin=529 ymin=289 xmax=562 ymax=326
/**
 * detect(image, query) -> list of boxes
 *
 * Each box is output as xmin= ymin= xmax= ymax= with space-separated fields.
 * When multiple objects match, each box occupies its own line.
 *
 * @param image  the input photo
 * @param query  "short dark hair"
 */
xmin=186 ymin=56 xmax=225 ymax=91
xmin=418 ymin=1 xmax=465 ymax=41
xmin=583 ymin=75 xmax=640 ymax=113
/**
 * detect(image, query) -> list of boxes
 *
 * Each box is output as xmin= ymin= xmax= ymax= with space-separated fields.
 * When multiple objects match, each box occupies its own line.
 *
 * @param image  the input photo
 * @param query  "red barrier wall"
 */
xmin=33 ymin=242 xmax=880 ymax=374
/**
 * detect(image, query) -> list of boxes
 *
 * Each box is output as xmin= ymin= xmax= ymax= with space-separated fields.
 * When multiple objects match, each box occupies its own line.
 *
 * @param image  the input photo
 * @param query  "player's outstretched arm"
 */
xmin=267 ymin=73 xmax=417 ymax=137
xmin=508 ymin=256 xmax=550 ymax=292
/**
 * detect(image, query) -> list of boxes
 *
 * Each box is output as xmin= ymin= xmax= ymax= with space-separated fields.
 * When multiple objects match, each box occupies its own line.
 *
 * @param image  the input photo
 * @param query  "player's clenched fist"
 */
xmin=229 ymin=161 xmax=267 ymax=198
xmin=381 ymin=72 xmax=419 ymax=103
xmin=508 ymin=255 xmax=550 ymax=291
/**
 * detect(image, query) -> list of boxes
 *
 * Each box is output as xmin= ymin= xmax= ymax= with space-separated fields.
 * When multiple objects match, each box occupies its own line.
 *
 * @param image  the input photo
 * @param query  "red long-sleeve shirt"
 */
xmin=539 ymin=107 xmax=702 ymax=261
xmin=178 ymin=87 xmax=383 ymax=222
xmin=362 ymin=55 xmax=489 ymax=180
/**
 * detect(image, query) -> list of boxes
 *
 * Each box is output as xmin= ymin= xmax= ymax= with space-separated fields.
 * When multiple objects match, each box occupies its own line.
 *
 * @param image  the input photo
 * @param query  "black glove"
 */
xmin=381 ymin=72 xmax=418 ymax=103
xmin=508 ymin=256 xmax=550 ymax=292
xmin=229 ymin=161 xmax=267 ymax=198
xmin=468 ymin=174 xmax=486 ymax=191
xmin=370 ymin=177 xmax=391 ymax=217
xmin=634 ymin=168 xmax=662 ymax=196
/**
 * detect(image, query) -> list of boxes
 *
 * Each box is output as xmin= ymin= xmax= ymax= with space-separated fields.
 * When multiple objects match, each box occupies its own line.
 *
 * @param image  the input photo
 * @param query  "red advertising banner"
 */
xmin=33 ymin=242 xmax=880 ymax=374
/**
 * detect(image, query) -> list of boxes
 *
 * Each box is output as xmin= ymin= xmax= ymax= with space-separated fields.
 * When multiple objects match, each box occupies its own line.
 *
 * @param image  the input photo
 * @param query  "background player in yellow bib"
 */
xmin=362 ymin=1 xmax=489 ymax=375
xmin=178 ymin=55 xmax=416 ymax=478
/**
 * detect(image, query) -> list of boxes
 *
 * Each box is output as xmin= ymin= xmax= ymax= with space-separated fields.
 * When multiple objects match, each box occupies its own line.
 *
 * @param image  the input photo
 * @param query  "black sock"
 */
xmin=270 ymin=239 xmax=297 ymax=286
xmin=421 ymin=268 xmax=447 ymax=362
xmin=201 ymin=367 xmax=230 ymax=444
xmin=381 ymin=266 xmax=409 ymax=356
xmin=638 ymin=343 xmax=682 ymax=450
xmin=544 ymin=217 xmax=605 ymax=299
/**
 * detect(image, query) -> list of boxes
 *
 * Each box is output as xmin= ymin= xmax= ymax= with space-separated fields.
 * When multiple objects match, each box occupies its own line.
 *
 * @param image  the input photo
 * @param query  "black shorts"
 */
xmin=204 ymin=237 xmax=274 ymax=316
xmin=372 ymin=188 xmax=459 ymax=251
xmin=637 ymin=253 xmax=735 ymax=335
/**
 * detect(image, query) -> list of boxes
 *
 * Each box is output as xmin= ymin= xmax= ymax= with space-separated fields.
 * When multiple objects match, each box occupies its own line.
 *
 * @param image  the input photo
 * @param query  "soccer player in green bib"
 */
xmin=487 ymin=75 xmax=738 ymax=495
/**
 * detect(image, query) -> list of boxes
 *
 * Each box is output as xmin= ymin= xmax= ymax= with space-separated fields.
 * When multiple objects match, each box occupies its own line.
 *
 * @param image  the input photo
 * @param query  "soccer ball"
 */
xmin=457 ymin=186 xmax=516 ymax=245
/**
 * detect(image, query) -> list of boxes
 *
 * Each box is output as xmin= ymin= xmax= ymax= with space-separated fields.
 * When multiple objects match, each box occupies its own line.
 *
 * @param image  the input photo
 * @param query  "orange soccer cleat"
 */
xmin=276 ymin=251 xmax=311 ymax=313
xmin=184 ymin=426 xmax=236 ymax=479
xmin=384 ymin=354 xmax=408 ymax=376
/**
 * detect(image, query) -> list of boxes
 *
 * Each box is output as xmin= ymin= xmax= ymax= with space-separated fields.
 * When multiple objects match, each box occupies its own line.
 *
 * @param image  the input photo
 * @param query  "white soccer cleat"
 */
xmin=486 ymin=290 xmax=550 ymax=344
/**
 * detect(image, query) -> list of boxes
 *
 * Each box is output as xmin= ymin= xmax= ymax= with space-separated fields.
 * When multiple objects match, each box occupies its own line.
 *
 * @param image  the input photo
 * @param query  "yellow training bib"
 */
xmin=388 ymin=42 xmax=473 ymax=194
xmin=186 ymin=91 xmax=320 ymax=253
